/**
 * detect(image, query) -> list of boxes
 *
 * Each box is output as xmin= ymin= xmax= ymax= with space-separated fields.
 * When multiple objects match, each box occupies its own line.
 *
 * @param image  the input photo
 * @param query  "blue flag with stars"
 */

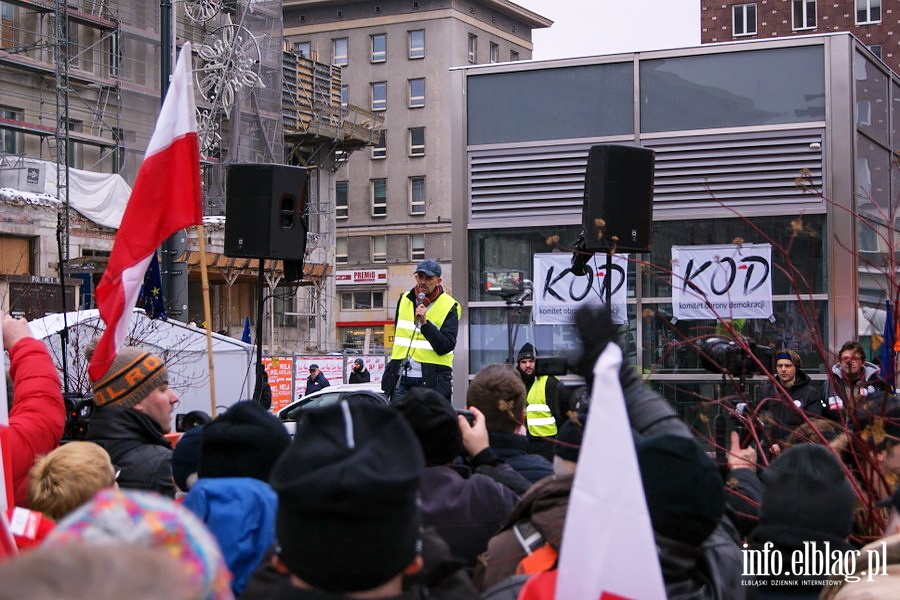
xmin=138 ymin=252 xmax=168 ymax=320
xmin=241 ymin=317 xmax=252 ymax=344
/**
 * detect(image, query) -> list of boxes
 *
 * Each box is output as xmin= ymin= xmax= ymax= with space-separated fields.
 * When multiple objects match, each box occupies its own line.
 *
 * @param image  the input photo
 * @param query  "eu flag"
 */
xmin=138 ymin=252 xmax=168 ymax=320
xmin=241 ymin=317 xmax=252 ymax=344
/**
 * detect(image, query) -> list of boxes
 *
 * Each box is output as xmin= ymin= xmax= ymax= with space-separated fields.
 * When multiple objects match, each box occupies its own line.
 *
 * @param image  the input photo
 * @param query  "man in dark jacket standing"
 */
xmin=84 ymin=345 xmax=178 ymax=498
xmin=756 ymin=349 xmax=821 ymax=450
xmin=818 ymin=340 xmax=890 ymax=425
xmin=348 ymin=358 xmax=371 ymax=383
xmin=515 ymin=343 xmax=569 ymax=460
xmin=304 ymin=364 xmax=330 ymax=395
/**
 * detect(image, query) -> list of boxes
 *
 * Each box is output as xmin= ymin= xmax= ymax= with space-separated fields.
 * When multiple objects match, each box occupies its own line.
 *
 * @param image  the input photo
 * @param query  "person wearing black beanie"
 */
xmin=748 ymin=443 xmax=856 ymax=597
xmin=270 ymin=401 xmax=425 ymax=595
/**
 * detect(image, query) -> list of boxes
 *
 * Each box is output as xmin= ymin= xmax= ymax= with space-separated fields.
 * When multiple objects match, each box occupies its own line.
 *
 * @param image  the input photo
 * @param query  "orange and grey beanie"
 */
xmin=90 ymin=347 xmax=168 ymax=409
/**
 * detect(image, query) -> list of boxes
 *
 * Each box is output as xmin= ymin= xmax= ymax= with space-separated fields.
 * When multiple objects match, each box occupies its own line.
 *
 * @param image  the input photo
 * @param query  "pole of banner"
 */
xmin=196 ymin=224 xmax=217 ymax=417
xmin=605 ymin=238 xmax=618 ymax=310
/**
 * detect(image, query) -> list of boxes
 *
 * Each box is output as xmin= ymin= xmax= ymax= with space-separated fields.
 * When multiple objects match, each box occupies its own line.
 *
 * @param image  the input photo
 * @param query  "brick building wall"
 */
xmin=701 ymin=1 xmax=900 ymax=72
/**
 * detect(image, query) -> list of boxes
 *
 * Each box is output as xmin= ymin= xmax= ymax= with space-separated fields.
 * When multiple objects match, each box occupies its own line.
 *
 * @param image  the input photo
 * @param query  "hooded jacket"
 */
xmin=183 ymin=477 xmax=278 ymax=596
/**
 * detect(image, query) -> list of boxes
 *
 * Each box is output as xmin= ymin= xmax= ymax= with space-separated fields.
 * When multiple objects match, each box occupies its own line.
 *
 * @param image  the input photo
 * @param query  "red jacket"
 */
xmin=8 ymin=337 xmax=65 ymax=506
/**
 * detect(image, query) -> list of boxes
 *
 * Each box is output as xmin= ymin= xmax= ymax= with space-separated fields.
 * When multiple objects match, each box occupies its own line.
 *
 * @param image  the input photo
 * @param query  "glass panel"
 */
xmin=335 ymin=181 xmax=348 ymax=219
xmin=468 ymin=62 xmax=634 ymax=145
xmin=640 ymin=300 xmax=828 ymax=375
xmin=409 ymin=30 xmax=424 ymax=59
xmin=408 ymin=78 xmax=425 ymax=108
xmin=409 ymin=127 xmax=425 ymax=155
xmin=640 ymin=46 xmax=825 ymax=132
xmin=333 ymin=38 xmax=348 ymax=66
xmin=371 ymin=82 xmax=387 ymax=111
xmin=468 ymin=225 xmax=585 ymax=302
xmin=855 ymin=51 xmax=889 ymax=146
xmin=643 ymin=215 xmax=827 ymax=297
xmin=855 ymin=134 xmax=891 ymax=217
xmin=371 ymin=34 xmax=386 ymax=62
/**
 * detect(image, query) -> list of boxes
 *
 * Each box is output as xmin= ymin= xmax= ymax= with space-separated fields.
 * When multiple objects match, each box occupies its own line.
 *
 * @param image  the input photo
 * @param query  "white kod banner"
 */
xmin=533 ymin=253 xmax=628 ymax=325
xmin=671 ymin=244 xmax=774 ymax=321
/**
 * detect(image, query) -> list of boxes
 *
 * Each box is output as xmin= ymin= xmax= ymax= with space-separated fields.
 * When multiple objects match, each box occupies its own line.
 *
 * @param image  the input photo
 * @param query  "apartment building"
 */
xmin=282 ymin=0 xmax=551 ymax=352
xmin=701 ymin=0 xmax=899 ymax=71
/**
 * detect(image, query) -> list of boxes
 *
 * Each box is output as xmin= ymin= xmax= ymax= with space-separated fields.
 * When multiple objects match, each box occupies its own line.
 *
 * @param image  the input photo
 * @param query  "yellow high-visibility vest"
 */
xmin=390 ymin=293 xmax=459 ymax=367
xmin=526 ymin=376 xmax=557 ymax=437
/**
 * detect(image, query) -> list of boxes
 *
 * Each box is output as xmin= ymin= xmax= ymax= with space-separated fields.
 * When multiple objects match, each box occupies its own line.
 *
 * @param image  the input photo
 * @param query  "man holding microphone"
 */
xmin=384 ymin=260 xmax=460 ymax=403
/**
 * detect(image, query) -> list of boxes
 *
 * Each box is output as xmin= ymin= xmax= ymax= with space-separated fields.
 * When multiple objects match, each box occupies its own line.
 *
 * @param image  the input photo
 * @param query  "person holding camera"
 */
xmin=384 ymin=259 xmax=460 ymax=402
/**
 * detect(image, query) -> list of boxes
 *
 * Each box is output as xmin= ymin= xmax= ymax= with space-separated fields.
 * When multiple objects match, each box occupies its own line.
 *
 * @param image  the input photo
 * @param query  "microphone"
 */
xmin=570 ymin=231 xmax=594 ymax=277
xmin=416 ymin=292 xmax=426 ymax=325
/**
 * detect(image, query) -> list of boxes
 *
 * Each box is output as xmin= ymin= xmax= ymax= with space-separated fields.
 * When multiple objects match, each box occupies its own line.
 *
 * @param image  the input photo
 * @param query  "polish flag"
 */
xmin=553 ymin=343 xmax=667 ymax=600
xmin=88 ymin=43 xmax=202 ymax=382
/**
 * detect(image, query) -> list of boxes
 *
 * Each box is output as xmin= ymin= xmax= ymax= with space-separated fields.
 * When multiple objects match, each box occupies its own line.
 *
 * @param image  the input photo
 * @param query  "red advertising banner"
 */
xmin=262 ymin=356 xmax=295 ymax=413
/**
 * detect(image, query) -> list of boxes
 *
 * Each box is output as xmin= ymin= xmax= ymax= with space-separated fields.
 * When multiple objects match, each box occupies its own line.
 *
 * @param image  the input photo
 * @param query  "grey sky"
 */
xmin=513 ymin=0 xmax=701 ymax=61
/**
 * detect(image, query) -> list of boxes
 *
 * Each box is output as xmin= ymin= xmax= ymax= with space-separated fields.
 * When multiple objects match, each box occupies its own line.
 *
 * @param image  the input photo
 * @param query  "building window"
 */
xmin=467 ymin=34 xmax=477 ymax=63
xmin=856 ymin=0 xmax=881 ymax=24
xmin=1 ymin=3 xmax=15 ymax=50
xmin=372 ymin=130 xmax=386 ymax=159
xmin=371 ymin=33 xmax=386 ymax=62
xmin=333 ymin=37 xmax=348 ymax=66
xmin=336 ymin=237 xmax=348 ymax=264
xmin=791 ymin=0 xmax=816 ymax=30
xmin=335 ymin=180 xmax=348 ymax=219
xmin=0 ymin=105 xmax=22 ymax=154
xmin=408 ymin=78 xmax=425 ymax=108
xmin=409 ymin=176 xmax=425 ymax=215
xmin=107 ymin=31 xmax=122 ymax=77
xmin=342 ymin=290 xmax=384 ymax=310
xmin=371 ymin=179 xmax=387 ymax=217
xmin=372 ymin=236 xmax=386 ymax=263
xmin=371 ymin=82 xmax=387 ymax=111
xmin=510 ymin=49 xmax=520 ymax=62
xmin=340 ymin=84 xmax=348 ymax=107
xmin=410 ymin=234 xmax=425 ymax=261
xmin=732 ymin=4 xmax=757 ymax=36
xmin=294 ymin=41 xmax=311 ymax=58
xmin=408 ymin=127 xmax=425 ymax=156
xmin=408 ymin=29 xmax=425 ymax=59
xmin=869 ymin=44 xmax=883 ymax=59
xmin=489 ymin=42 xmax=500 ymax=63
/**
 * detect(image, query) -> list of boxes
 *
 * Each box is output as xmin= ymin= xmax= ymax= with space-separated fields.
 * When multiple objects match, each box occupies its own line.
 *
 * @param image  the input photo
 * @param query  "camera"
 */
xmin=483 ymin=270 xmax=525 ymax=298
xmin=63 ymin=392 xmax=95 ymax=441
xmin=696 ymin=336 xmax=773 ymax=377
xmin=455 ymin=408 xmax=476 ymax=426
xmin=175 ymin=410 xmax=213 ymax=433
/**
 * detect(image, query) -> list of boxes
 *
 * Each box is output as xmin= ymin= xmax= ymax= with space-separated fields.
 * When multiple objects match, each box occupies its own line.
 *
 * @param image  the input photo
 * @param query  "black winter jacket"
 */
xmin=756 ymin=369 xmax=822 ymax=443
xmin=85 ymin=406 xmax=175 ymax=498
xmin=488 ymin=431 xmax=554 ymax=483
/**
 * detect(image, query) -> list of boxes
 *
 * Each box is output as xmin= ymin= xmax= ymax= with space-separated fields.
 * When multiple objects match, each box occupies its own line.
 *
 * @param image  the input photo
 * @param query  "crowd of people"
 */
xmin=5 ymin=267 xmax=900 ymax=598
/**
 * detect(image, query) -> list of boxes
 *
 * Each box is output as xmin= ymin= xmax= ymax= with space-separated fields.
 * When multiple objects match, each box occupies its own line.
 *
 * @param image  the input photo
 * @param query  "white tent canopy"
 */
xmin=30 ymin=309 xmax=255 ymax=422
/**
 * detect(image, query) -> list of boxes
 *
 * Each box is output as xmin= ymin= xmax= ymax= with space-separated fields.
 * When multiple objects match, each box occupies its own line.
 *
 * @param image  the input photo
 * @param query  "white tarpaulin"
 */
xmin=671 ymin=243 xmax=774 ymax=321
xmin=43 ymin=161 xmax=131 ymax=229
xmin=533 ymin=253 xmax=628 ymax=325
xmin=30 ymin=309 xmax=254 ymax=420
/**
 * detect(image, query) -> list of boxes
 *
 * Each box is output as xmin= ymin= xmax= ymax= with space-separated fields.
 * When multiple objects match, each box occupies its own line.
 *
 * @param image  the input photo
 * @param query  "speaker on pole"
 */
xmin=224 ymin=163 xmax=309 ymax=261
xmin=582 ymin=144 xmax=655 ymax=253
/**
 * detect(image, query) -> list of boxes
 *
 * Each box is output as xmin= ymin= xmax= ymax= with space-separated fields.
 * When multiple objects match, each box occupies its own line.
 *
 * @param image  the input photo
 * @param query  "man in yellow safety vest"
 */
xmin=516 ymin=343 xmax=568 ymax=460
xmin=385 ymin=259 xmax=460 ymax=403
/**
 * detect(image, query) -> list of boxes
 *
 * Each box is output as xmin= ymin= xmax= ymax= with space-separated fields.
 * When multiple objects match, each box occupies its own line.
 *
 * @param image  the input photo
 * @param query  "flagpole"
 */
xmin=197 ymin=223 xmax=217 ymax=417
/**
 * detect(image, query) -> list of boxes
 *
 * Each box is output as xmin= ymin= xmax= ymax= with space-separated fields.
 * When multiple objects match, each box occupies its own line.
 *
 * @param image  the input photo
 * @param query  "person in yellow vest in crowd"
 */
xmin=385 ymin=259 xmax=461 ymax=403
xmin=516 ymin=343 xmax=571 ymax=460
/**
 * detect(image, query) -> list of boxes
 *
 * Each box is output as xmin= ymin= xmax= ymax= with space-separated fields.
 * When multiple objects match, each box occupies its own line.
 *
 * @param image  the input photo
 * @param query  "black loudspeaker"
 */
xmin=582 ymin=144 xmax=655 ymax=253
xmin=224 ymin=163 xmax=308 ymax=260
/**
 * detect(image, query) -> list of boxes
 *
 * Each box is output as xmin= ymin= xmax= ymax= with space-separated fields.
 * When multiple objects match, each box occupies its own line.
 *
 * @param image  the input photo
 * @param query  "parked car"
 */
xmin=276 ymin=382 xmax=387 ymax=436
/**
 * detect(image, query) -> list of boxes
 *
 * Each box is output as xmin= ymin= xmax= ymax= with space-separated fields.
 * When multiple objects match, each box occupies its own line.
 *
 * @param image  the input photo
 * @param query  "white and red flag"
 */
xmin=88 ymin=43 xmax=202 ymax=382
xmin=554 ymin=343 xmax=667 ymax=600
